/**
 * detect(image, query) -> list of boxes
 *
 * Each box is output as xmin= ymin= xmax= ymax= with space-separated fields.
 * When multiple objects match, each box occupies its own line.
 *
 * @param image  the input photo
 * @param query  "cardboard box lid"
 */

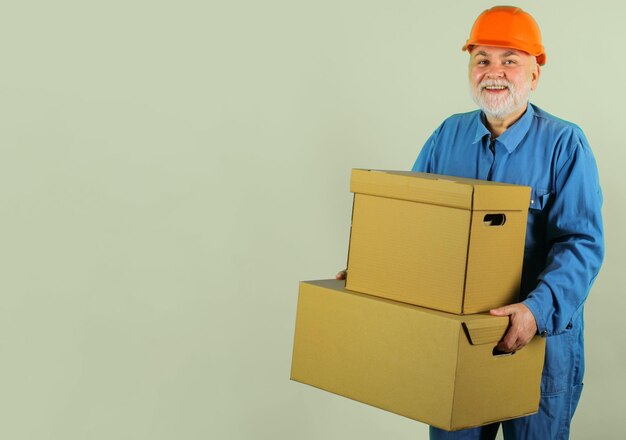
xmin=306 ymin=280 xmax=510 ymax=345
xmin=350 ymin=169 xmax=531 ymax=211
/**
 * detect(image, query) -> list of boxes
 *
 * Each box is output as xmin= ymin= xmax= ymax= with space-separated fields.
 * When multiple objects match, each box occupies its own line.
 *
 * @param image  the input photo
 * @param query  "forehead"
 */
xmin=470 ymin=46 xmax=531 ymax=58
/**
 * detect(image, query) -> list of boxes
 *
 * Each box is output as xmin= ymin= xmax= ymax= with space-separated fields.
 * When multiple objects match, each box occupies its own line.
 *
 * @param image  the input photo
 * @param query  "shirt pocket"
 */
xmin=529 ymin=187 xmax=552 ymax=213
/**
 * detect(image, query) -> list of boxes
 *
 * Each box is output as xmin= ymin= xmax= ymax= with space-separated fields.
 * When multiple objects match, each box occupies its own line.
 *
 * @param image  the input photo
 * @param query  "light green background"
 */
xmin=0 ymin=1 xmax=623 ymax=439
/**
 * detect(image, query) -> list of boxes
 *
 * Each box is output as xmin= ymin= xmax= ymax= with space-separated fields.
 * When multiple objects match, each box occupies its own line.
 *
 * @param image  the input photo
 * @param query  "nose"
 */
xmin=485 ymin=64 xmax=505 ymax=78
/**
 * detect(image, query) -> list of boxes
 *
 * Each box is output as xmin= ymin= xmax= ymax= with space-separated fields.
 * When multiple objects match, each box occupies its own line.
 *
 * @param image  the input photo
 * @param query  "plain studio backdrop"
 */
xmin=0 ymin=1 xmax=623 ymax=439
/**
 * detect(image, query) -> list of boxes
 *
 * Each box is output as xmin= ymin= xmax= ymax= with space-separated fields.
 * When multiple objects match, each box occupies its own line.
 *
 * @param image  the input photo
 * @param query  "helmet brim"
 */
xmin=462 ymin=41 xmax=546 ymax=66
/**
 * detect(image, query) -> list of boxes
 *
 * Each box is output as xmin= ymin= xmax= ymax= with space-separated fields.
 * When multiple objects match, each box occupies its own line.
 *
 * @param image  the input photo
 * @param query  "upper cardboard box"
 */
xmin=346 ymin=169 xmax=531 ymax=314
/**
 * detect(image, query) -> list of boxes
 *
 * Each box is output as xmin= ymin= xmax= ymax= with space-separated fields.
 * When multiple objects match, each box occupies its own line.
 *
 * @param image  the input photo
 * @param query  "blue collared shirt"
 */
xmin=412 ymin=103 xmax=604 ymax=337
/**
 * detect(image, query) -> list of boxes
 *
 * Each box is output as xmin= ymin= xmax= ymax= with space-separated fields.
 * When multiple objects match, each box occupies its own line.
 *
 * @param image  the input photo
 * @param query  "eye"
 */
xmin=503 ymin=59 xmax=516 ymax=65
xmin=477 ymin=59 xmax=489 ymax=65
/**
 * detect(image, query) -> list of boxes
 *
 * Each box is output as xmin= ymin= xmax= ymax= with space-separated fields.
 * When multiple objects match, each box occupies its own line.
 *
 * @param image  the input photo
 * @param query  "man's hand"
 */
xmin=336 ymin=269 xmax=347 ymax=280
xmin=489 ymin=303 xmax=538 ymax=353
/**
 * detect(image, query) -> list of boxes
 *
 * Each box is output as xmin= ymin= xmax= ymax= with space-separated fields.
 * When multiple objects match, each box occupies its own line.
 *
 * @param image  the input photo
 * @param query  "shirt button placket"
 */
xmin=486 ymin=139 xmax=496 ymax=181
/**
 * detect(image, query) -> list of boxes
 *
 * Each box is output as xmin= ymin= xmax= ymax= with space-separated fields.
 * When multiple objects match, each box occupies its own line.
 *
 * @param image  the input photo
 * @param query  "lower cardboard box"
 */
xmin=290 ymin=280 xmax=546 ymax=431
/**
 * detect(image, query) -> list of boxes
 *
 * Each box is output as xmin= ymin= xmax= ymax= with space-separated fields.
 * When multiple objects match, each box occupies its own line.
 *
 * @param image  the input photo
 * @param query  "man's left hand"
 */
xmin=489 ymin=303 xmax=538 ymax=353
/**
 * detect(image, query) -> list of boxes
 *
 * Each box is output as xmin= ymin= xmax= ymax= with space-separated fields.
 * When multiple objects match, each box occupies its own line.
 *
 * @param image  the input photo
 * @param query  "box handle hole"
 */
xmin=484 ymin=214 xmax=506 ymax=226
xmin=492 ymin=347 xmax=515 ymax=357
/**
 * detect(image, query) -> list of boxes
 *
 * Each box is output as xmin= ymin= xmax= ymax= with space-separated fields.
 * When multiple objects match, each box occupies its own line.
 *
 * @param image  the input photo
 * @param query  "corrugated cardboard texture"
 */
xmin=347 ymin=193 xmax=471 ymax=313
xmin=346 ymin=169 xmax=531 ymax=314
xmin=291 ymin=280 xmax=546 ymax=431
xmin=463 ymin=209 xmax=528 ymax=313
xmin=452 ymin=326 xmax=545 ymax=430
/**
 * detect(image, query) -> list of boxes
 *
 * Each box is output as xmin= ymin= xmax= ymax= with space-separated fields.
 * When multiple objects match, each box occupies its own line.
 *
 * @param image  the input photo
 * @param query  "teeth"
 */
xmin=485 ymin=85 xmax=506 ymax=90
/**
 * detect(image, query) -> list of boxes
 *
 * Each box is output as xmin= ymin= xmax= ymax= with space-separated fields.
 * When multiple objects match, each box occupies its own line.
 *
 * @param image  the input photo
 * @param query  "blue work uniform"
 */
xmin=413 ymin=103 xmax=604 ymax=440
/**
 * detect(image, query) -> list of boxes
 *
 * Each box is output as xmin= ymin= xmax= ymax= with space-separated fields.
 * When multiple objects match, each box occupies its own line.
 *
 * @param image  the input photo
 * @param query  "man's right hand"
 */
xmin=336 ymin=269 xmax=347 ymax=280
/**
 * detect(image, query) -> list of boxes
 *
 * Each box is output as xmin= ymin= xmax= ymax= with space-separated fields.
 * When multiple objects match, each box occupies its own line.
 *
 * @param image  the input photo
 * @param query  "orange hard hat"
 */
xmin=462 ymin=6 xmax=546 ymax=66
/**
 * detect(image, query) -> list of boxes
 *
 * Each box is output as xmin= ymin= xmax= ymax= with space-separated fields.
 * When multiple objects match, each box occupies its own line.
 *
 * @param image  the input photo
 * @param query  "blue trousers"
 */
xmin=431 ymin=326 xmax=585 ymax=440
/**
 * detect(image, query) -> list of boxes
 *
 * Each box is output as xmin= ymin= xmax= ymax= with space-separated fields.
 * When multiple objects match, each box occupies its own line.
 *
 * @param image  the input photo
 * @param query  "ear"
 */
xmin=530 ymin=63 xmax=541 ymax=91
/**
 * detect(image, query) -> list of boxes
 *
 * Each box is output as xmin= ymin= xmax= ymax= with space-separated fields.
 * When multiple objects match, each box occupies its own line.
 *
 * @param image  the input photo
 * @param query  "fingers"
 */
xmin=335 ymin=270 xmax=347 ymax=280
xmin=497 ymin=337 xmax=523 ymax=353
xmin=497 ymin=339 xmax=522 ymax=353
xmin=491 ymin=304 xmax=537 ymax=353
xmin=489 ymin=305 xmax=513 ymax=316
xmin=497 ymin=330 xmax=519 ymax=353
xmin=497 ymin=324 xmax=533 ymax=352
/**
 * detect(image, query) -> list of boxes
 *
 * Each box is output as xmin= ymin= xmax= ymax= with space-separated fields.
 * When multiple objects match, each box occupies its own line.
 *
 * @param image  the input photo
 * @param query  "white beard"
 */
xmin=471 ymin=79 xmax=532 ymax=120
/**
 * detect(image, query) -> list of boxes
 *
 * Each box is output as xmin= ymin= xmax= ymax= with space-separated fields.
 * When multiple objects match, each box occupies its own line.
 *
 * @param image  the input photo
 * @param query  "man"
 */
xmin=337 ymin=5 xmax=603 ymax=439
xmin=414 ymin=6 xmax=604 ymax=440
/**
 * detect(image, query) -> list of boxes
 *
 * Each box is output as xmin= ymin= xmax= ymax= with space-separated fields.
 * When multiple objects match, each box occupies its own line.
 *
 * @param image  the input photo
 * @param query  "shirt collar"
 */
xmin=472 ymin=103 xmax=536 ymax=153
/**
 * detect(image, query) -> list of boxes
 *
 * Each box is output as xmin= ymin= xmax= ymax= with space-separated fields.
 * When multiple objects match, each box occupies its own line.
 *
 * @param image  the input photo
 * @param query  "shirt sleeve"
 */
xmin=522 ymin=131 xmax=604 ymax=336
xmin=411 ymin=125 xmax=442 ymax=172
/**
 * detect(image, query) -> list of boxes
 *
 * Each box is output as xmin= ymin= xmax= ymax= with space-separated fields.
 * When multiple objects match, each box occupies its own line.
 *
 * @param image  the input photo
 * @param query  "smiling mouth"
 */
xmin=482 ymin=85 xmax=508 ymax=92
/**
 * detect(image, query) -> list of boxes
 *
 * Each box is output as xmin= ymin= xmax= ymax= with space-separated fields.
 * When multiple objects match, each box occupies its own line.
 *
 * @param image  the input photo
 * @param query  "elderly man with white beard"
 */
xmin=338 ymin=5 xmax=604 ymax=440
xmin=412 ymin=6 xmax=604 ymax=440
